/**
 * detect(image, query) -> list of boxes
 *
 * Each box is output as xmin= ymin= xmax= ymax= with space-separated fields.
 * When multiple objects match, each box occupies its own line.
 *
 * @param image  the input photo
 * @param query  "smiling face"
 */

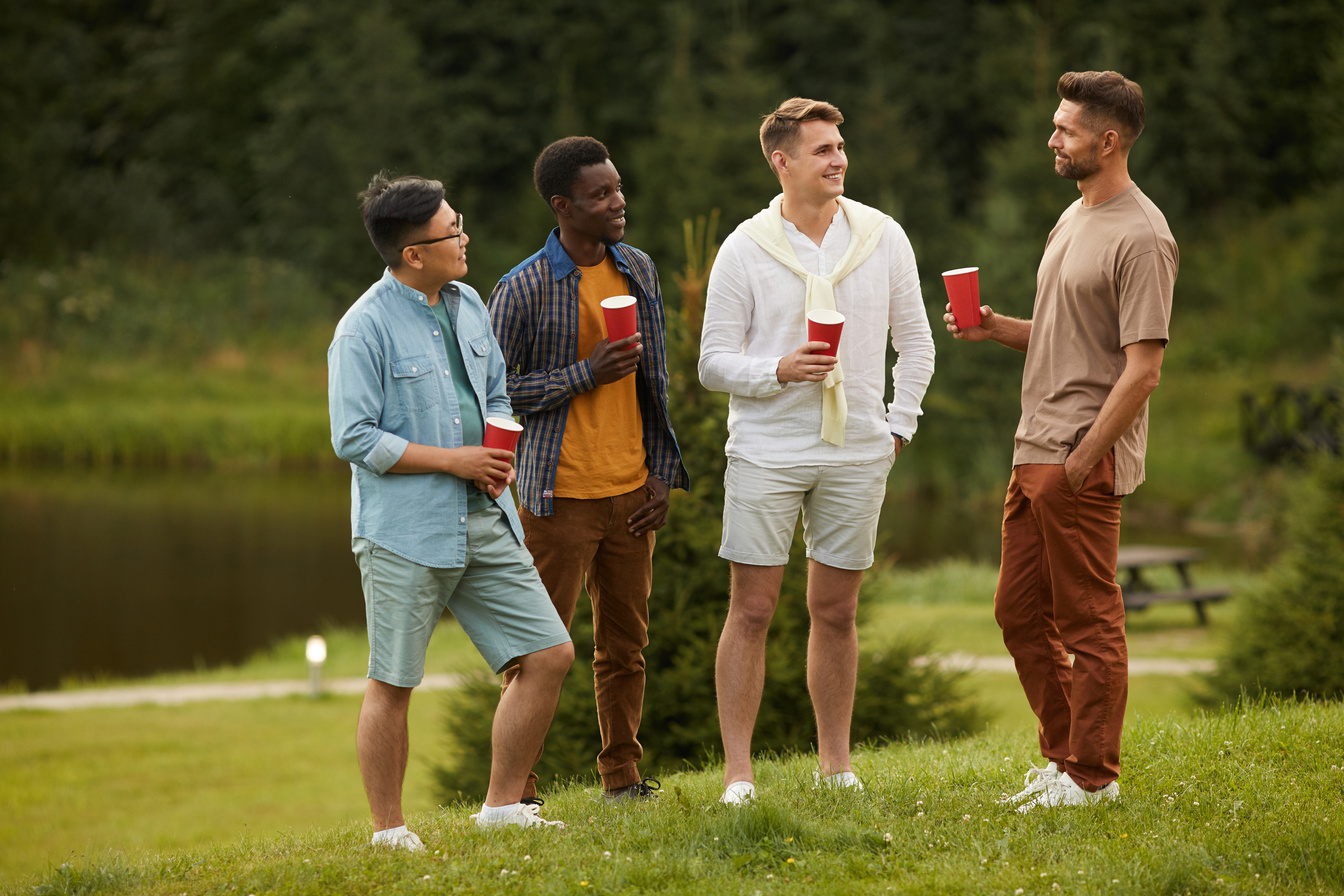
xmin=1048 ymin=99 xmax=1104 ymax=182
xmin=776 ymin=119 xmax=847 ymax=205
xmin=561 ymin=159 xmax=627 ymax=247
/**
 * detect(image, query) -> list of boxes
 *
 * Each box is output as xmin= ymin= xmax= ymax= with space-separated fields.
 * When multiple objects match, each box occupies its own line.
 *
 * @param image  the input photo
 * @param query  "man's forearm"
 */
xmin=990 ymin=315 xmax=1032 ymax=352
xmin=1067 ymin=340 xmax=1165 ymax=477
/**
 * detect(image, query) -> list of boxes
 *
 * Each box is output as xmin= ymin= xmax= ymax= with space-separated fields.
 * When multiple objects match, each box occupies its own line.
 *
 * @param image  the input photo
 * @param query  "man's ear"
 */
xmin=400 ymin=245 xmax=426 ymax=271
xmin=1101 ymin=128 xmax=1121 ymax=156
xmin=771 ymin=150 xmax=789 ymax=177
xmin=549 ymin=194 xmax=569 ymax=219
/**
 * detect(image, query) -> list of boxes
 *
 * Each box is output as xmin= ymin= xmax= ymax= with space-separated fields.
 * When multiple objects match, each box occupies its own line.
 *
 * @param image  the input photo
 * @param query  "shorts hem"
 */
xmin=805 ymin=548 xmax=873 ymax=571
xmin=367 ymin=669 xmax=424 ymax=689
xmin=718 ymin=547 xmax=788 ymax=567
xmin=482 ymin=631 xmax=572 ymax=675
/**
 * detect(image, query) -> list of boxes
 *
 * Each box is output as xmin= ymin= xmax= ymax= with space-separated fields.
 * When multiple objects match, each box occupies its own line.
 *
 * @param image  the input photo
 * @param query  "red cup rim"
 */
xmin=485 ymin=416 xmax=523 ymax=432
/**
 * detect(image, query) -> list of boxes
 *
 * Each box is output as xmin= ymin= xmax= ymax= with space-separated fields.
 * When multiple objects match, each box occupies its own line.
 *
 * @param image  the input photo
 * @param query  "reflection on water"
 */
xmin=0 ymin=470 xmax=364 ymax=691
xmin=0 ymin=469 xmax=1250 ymax=691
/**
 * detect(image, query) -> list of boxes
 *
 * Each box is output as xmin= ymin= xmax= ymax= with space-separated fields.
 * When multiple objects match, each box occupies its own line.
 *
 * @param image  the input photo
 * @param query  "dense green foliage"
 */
xmin=1213 ymin=453 xmax=1344 ymax=700
xmin=5 ymin=0 xmax=1344 ymax=498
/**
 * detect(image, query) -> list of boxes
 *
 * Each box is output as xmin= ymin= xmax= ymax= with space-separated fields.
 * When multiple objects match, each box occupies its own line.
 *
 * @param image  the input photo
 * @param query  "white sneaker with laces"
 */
xmin=998 ymin=760 xmax=1059 ymax=805
xmin=814 ymin=770 xmax=865 ymax=791
xmin=370 ymin=826 xmax=425 ymax=851
xmin=1015 ymin=771 xmax=1119 ymax=813
xmin=720 ymin=780 xmax=756 ymax=805
xmin=471 ymin=803 xmax=566 ymax=829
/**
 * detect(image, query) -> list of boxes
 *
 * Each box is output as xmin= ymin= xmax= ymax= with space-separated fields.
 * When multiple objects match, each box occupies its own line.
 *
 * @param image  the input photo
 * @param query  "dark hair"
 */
xmin=1057 ymin=71 xmax=1145 ymax=149
xmin=759 ymin=97 xmax=844 ymax=179
xmin=358 ymin=172 xmax=445 ymax=267
xmin=533 ymin=137 xmax=611 ymax=211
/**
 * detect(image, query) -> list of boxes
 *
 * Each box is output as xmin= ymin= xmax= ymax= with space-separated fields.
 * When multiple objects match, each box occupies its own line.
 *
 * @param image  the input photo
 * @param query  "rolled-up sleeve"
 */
xmin=328 ymin=331 xmax=409 ymax=474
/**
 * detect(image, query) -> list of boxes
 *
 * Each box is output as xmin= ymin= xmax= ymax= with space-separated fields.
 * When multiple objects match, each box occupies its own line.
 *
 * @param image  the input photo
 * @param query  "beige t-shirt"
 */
xmin=1014 ymin=184 xmax=1178 ymax=495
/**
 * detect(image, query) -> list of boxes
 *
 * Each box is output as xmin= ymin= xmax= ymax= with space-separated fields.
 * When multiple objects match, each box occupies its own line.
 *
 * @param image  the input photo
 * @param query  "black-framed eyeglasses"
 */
xmin=403 ymin=213 xmax=464 ymax=251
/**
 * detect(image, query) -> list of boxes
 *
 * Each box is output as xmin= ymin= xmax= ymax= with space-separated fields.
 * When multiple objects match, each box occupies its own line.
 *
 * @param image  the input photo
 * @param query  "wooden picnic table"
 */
xmin=1116 ymin=544 xmax=1231 ymax=625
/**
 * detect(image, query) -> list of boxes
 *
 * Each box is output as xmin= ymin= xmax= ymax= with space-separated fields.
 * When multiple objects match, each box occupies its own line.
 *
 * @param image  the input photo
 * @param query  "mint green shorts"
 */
xmin=354 ymin=504 xmax=570 ymax=685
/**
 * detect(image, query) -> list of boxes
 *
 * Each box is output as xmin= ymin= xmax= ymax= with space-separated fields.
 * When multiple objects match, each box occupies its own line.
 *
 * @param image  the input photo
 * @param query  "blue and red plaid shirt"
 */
xmin=489 ymin=229 xmax=690 ymax=516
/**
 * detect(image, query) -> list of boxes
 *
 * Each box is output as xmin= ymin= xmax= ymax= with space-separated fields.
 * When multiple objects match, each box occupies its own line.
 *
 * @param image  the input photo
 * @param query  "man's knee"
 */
xmin=366 ymin=677 xmax=414 ymax=708
xmin=808 ymin=597 xmax=857 ymax=632
xmin=521 ymin=641 xmax=575 ymax=680
xmin=726 ymin=590 xmax=779 ymax=636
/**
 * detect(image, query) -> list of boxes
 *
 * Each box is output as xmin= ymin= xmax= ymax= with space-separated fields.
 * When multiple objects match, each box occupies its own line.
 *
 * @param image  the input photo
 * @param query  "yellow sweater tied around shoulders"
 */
xmin=739 ymin=194 xmax=891 ymax=447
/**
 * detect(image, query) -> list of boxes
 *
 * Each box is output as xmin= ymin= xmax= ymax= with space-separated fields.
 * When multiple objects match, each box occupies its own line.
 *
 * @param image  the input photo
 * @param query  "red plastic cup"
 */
xmin=942 ymin=267 xmax=982 ymax=329
xmin=806 ymin=309 xmax=845 ymax=358
xmin=601 ymin=295 xmax=638 ymax=346
xmin=483 ymin=417 xmax=523 ymax=453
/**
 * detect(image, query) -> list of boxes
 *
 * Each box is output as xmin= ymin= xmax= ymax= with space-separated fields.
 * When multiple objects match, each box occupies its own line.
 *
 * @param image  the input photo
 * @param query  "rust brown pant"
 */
xmin=504 ymin=488 xmax=654 ymax=795
xmin=994 ymin=453 xmax=1127 ymax=792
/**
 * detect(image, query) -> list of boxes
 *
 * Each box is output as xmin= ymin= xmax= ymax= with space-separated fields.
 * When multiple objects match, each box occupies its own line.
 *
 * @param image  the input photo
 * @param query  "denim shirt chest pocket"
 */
xmin=390 ymin=353 xmax=439 ymax=414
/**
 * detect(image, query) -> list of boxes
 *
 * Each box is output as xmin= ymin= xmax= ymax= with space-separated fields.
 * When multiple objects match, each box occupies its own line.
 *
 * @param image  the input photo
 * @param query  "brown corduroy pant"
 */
xmin=504 ymin=487 xmax=655 ymax=796
xmin=993 ymin=452 xmax=1128 ymax=792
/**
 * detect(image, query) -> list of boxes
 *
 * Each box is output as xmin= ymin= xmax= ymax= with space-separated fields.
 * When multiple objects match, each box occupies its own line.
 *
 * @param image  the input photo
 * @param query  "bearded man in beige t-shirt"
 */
xmin=945 ymin=71 xmax=1177 ymax=812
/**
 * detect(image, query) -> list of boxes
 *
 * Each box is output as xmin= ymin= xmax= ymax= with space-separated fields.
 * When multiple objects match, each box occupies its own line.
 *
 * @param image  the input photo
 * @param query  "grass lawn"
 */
xmin=6 ymin=699 xmax=1342 ymax=895
xmin=0 ymin=560 xmax=1252 ymax=885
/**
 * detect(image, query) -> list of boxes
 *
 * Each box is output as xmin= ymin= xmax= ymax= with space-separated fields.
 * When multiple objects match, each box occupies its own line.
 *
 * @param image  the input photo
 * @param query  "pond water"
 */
xmin=0 ymin=470 xmax=364 ymax=691
xmin=0 ymin=468 xmax=1247 ymax=692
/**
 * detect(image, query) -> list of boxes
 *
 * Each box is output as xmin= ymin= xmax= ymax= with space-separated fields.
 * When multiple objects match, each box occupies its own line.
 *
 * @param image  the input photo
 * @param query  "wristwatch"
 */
xmin=894 ymin=433 xmax=910 ymax=447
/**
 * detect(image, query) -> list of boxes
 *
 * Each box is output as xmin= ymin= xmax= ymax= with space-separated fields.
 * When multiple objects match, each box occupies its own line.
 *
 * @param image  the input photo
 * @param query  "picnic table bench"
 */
xmin=1116 ymin=544 xmax=1231 ymax=625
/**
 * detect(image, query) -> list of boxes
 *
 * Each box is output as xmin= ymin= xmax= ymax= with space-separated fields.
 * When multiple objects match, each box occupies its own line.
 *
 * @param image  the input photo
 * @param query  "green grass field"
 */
xmin=6 ymin=697 xmax=1341 ymax=896
xmin=0 ymin=561 xmax=1253 ymax=887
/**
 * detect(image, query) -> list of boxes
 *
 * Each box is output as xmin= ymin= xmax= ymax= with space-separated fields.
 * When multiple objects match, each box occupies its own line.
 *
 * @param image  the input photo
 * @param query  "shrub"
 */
xmin=1211 ymin=452 xmax=1344 ymax=700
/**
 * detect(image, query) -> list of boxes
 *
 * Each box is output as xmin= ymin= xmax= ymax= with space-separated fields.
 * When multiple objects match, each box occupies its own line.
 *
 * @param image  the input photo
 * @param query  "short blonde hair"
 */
xmin=759 ymin=97 xmax=844 ymax=179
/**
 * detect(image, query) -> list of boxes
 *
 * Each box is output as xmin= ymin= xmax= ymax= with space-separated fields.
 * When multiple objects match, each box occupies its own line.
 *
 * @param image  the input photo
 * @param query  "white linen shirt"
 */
xmin=698 ymin=203 xmax=935 ymax=467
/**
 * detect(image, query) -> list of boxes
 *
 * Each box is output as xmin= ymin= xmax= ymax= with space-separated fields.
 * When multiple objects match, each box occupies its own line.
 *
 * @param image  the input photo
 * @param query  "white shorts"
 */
xmin=719 ymin=453 xmax=895 ymax=570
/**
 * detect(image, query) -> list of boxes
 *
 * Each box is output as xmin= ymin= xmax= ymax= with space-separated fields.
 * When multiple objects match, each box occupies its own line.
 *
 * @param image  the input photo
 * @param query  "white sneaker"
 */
xmin=471 ymin=803 xmax=566 ymax=829
xmin=370 ymin=827 xmax=425 ymax=851
xmin=814 ymin=770 xmax=865 ymax=791
xmin=720 ymin=780 xmax=756 ymax=805
xmin=1016 ymin=771 xmax=1119 ymax=813
xmin=998 ymin=760 xmax=1060 ymax=805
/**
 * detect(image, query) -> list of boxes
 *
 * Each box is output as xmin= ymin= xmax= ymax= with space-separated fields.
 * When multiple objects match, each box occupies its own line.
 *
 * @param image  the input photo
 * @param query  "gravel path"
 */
xmin=0 ymin=655 xmax=1215 ymax=713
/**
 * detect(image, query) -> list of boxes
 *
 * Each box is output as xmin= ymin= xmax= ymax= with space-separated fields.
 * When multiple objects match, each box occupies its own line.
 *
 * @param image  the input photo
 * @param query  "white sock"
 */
xmin=477 ymin=802 xmax=522 ymax=822
xmin=371 ymin=824 xmax=408 ymax=844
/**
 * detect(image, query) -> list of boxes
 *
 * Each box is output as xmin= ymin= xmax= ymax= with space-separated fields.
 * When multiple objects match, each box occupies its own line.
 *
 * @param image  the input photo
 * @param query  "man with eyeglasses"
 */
xmin=329 ymin=172 xmax=574 ymax=844
xmin=490 ymin=137 xmax=689 ymax=804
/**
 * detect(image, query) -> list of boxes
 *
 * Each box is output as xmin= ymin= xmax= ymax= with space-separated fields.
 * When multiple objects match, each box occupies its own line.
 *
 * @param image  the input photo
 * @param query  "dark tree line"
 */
xmin=5 ymin=0 xmax=1342 ymax=286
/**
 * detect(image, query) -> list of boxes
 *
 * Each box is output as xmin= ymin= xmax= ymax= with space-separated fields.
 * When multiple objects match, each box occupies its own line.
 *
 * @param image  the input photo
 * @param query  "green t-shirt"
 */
xmin=430 ymin=298 xmax=491 ymax=512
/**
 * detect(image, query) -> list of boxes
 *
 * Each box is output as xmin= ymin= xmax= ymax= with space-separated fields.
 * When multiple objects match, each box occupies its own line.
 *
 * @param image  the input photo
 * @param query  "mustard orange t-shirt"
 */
xmin=553 ymin=253 xmax=648 ymax=498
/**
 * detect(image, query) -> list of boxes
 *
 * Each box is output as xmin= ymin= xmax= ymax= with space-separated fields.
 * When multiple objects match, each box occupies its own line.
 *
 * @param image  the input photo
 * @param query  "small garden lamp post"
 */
xmin=305 ymin=635 xmax=327 ymax=698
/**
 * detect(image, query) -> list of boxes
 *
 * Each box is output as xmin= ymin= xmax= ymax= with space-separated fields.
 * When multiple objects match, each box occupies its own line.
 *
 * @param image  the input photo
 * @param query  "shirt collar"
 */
xmin=380 ymin=267 xmax=461 ymax=305
xmin=542 ymin=228 xmax=633 ymax=282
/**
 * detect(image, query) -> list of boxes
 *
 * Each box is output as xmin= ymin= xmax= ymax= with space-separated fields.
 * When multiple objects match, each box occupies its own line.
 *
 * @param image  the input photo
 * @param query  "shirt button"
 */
xmin=433 ymin=330 xmax=440 ymax=336
xmin=459 ymin=517 xmax=466 ymax=523
xmin=444 ymin=370 xmax=450 ymax=376
xmin=454 ymin=418 xmax=460 ymax=424
xmin=411 ymin=366 xmax=418 ymax=373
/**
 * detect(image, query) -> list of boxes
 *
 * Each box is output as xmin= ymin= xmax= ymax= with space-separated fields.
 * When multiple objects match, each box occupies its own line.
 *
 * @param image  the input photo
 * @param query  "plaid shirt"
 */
xmin=489 ymin=229 xmax=689 ymax=516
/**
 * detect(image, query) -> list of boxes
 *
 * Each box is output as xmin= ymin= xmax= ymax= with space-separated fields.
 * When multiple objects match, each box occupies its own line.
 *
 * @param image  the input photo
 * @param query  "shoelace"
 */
xmin=633 ymin=776 xmax=661 ymax=796
xmin=519 ymin=803 xmax=565 ymax=826
xmin=1021 ymin=764 xmax=1055 ymax=791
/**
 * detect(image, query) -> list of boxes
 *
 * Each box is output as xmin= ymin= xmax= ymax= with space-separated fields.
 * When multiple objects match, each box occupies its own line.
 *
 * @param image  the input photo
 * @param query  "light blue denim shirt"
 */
xmin=328 ymin=269 xmax=524 ymax=568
